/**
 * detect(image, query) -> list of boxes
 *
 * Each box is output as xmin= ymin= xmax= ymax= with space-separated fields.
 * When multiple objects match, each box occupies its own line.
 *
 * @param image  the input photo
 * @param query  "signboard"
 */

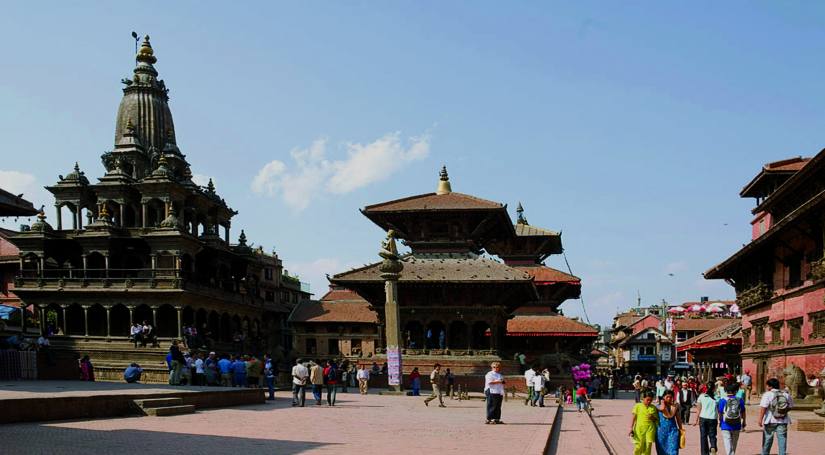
xmin=638 ymin=355 xmax=657 ymax=361
xmin=666 ymin=317 xmax=673 ymax=335
xmin=387 ymin=346 xmax=402 ymax=386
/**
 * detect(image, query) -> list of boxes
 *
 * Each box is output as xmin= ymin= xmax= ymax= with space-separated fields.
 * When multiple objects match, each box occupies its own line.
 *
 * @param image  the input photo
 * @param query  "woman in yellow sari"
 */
xmin=630 ymin=390 xmax=658 ymax=455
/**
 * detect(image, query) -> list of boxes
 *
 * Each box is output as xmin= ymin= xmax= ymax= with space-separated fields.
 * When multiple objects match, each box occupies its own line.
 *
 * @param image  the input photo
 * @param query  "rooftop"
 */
xmin=677 ymin=319 xmax=742 ymax=352
xmin=288 ymin=289 xmax=377 ymax=324
xmin=506 ymin=312 xmax=598 ymax=337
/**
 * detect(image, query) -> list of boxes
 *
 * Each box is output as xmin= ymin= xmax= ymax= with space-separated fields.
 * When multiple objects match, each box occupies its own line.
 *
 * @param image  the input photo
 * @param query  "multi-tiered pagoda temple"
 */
xmin=9 ymin=36 xmax=308 ymax=381
xmin=329 ymin=168 xmax=596 ymax=376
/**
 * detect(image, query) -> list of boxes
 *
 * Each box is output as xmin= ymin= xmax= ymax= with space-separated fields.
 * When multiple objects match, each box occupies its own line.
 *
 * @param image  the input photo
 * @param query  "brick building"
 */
xmin=706 ymin=154 xmax=825 ymax=395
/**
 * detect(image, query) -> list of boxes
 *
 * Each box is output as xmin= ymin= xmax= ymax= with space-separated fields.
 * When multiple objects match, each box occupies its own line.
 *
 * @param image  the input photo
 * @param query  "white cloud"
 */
xmin=287 ymin=257 xmax=361 ymax=296
xmin=251 ymin=132 xmax=430 ymax=210
xmin=191 ymin=173 xmax=214 ymax=188
xmin=0 ymin=169 xmax=52 ymax=229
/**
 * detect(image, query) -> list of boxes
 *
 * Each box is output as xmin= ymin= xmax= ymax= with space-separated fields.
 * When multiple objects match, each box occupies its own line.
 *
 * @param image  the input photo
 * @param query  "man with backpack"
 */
xmin=718 ymin=383 xmax=746 ymax=455
xmin=759 ymin=377 xmax=793 ymax=455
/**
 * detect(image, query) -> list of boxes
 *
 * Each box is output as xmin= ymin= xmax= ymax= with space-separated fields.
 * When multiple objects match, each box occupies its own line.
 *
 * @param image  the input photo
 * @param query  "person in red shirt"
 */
xmin=576 ymin=383 xmax=589 ymax=412
xmin=323 ymin=360 xmax=338 ymax=406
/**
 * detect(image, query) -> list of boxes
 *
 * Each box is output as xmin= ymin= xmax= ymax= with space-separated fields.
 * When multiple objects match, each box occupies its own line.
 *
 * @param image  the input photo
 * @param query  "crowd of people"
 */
xmin=289 ymin=358 xmax=366 ymax=406
xmin=626 ymin=370 xmax=793 ymax=455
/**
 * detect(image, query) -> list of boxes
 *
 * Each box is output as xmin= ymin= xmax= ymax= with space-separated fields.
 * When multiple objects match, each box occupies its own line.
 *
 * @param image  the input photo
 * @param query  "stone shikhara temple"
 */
xmin=9 ymin=37 xmax=307 ymax=380
xmin=327 ymin=167 xmax=597 ymax=378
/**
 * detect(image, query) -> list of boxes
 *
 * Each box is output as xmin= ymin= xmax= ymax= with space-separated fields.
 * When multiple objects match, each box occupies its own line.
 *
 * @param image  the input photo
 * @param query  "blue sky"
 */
xmin=3 ymin=2 xmax=825 ymax=327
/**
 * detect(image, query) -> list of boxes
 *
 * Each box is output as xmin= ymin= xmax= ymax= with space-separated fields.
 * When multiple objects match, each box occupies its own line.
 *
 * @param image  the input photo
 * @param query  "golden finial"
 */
xmin=158 ymin=154 xmax=168 ymax=166
xmin=99 ymin=203 xmax=110 ymax=219
xmin=136 ymin=35 xmax=157 ymax=64
xmin=436 ymin=165 xmax=452 ymax=195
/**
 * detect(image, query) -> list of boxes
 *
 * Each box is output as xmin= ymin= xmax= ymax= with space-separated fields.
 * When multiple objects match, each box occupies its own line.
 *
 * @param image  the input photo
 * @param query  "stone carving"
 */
xmin=737 ymin=282 xmax=773 ymax=310
xmin=782 ymin=364 xmax=811 ymax=399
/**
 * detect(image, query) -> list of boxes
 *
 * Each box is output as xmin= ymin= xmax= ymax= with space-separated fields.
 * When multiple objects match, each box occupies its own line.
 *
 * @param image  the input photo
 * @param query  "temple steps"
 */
xmin=132 ymin=397 xmax=196 ymax=417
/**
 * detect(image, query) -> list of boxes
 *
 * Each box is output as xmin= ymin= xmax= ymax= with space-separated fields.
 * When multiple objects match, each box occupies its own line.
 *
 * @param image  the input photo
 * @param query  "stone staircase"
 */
xmin=132 ymin=397 xmax=196 ymax=416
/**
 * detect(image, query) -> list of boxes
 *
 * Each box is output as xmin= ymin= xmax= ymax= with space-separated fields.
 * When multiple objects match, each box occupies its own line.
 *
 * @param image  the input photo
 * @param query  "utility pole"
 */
xmin=656 ymin=298 xmax=668 ymax=376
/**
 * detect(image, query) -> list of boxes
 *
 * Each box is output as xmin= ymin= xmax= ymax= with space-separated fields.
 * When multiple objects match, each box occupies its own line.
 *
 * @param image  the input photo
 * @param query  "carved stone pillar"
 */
xmin=104 ymin=255 xmax=109 ymax=278
xmin=82 ymin=305 xmax=89 ymax=337
xmin=141 ymin=202 xmax=147 ymax=228
xmin=224 ymin=225 xmax=230 ymax=244
xmin=38 ymin=255 xmax=44 ymax=278
xmin=104 ymin=305 xmax=111 ymax=338
xmin=60 ymin=305 xmax=68 ymax=335
xmin=128 ymin=306 xmax=134 ymax=327
xmin=151 ymin=306 xmax=158 ymax=330
xmin=72 ymin=207 xmax=78 ymax=229
xmin=81 ymin=254 xmax=88 ymax=278
xmin=119 ymin=204 xmax=125 ymax=227
xmin=55 ymin=205 xmax=62 ymax=230
xmin=77 ymin=206 xmax=83 ymax=230
xmin=379 ymin=230 xmax=404 ymax=392
xmin=150 ymin=254 xmax=157 ymax=278
xmin=177 ymin=306 xmax=183 ymax=339
xmin=39 ymin=306 xmax=47 ymax=334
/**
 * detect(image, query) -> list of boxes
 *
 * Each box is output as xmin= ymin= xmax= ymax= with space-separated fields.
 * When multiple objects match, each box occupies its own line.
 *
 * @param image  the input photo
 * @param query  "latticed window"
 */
xmin=788 ymin=318 xmax=803 ymax=344
xmin=811 ymin=311 xmax=825 ymax=339
xmin=742 ymin=328 xmax=751 ymax=348
xmin=770 ymin=322 xmax=783 ymax=345
xmin=754 ymin=321 xmax=767 ymax=345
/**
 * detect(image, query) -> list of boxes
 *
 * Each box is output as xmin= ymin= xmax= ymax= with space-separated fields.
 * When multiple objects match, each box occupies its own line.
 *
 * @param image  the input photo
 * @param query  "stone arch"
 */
xmin=448 ymin=320 xmax=469 ymax=350
xmin=220 ymin=313 xmax=231 ymax=342
xmin=144 ymin=198 xmax=166 ymax=227
xmin=134 ymin=304 xmax=152 ymax=327
xmin=426 ymin=320 xmax=446 ymax=349
xmin=208 ymin=311 xmax=220 ymax=341
xmin=196 ymin=308 xmax=208 ymax=332
xmin=472 ymin=321 xmax=491 ymax=350
xmin=182 ymin=306 xmax=195 ymax=326
xmin=44 ymin=304 xmax=64 ymax=335
xmin=110 ymin=304 xmax=130 ymax=336
xmin=156 ymin=304 xmax=177 ymax=338
xmin=66 ymin=303 xmax=84 ymax=335
xmin=404 ymin=320 xmax=424 ymax=349
xmin=21 ymin=253 xmax=39 ymax=277
xmin=85 ymin=252 xmax=106 ymax=278
xmin=86 ymin=305 xmax=106 ymax=336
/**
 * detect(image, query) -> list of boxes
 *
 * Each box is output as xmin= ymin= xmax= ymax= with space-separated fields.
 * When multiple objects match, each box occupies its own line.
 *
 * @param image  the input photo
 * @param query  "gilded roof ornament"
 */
xmin=136 ymin=35 xmax=157 ymax=64
xmin=30 ymin=206 xmax=54 ymax=232
xmin=436 ymin=165 xmax=452 ymax=195
xmin=516 ymin=202 xmax=529 ymax=225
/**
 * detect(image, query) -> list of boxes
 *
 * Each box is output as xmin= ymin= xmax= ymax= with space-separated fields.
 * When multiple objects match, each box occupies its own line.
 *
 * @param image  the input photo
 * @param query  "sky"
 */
xmin=3 ymin=2 xmax=825 ymax=328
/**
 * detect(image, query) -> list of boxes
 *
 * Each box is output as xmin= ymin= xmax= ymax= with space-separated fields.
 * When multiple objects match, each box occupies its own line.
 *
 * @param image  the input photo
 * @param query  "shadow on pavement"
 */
xmin=0 ymin=425 xmax=336 ymax=454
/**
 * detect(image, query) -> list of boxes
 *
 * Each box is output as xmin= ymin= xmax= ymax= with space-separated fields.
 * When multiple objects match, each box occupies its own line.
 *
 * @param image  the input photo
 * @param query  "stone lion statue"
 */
xmin=782 ymin=364 xmax=811 ymax=399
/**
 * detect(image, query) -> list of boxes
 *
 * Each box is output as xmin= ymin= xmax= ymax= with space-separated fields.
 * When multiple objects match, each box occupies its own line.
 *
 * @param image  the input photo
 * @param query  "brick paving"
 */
xmin=0 ymin=389 xmax=556 ymax=455
xmin=585 ymin=394 xmax=825 ymax=454
xmin=0 ymin=379 xmax=228 ymax=399
xmin=550 ymin=406 xmax=610 ymax=454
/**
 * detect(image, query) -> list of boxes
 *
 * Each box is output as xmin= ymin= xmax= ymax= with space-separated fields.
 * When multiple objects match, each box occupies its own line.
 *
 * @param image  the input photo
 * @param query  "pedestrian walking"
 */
xmin=524 ymin=365 xmax=536 ymax=406
xmin=445 ymin=368 xmax=455 ymax=399
xmin=168 ymin=340 xmax=183 ymax=385
xmin=656 ymin=389 xmax=683 ymax=455
xmin=718 ymin=383 xmax=746 ymax=455
xmin=424 ymin=363 xmax=445 ymax=407
xmin=694 ymin=383 xmax=719 ymax=455
xmin=484 ymin=361 xmax=505 ymax=424
xmin=291 ymin=358 xmax=308 ymax=406
xmin=630 ymin=390 xmax=658 ymax=455
xmin=531 ymin=369 xmax=546 ymax=407
xmin=310 ymin=361 xmax=324 ymax=405
xmin=609 ymin=374 xmax=616 ymax=399
xmin=740 ymin=371 xmax=752 ymax=404
xmin=759 ymin=378 xmax=793 ymax=455
xmin=634 ymin=374 xmax=642 ymax=403
xmin=357 ymin=364 xmax=370 ymax=394
xmin=264 ymin=355 xmax=276 ymax=401
xmin=324 ymin=360 xmax=338 ymax=406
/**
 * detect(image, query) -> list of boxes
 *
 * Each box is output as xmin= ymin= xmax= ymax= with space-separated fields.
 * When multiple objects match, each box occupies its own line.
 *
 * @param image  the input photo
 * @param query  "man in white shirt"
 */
xmin=524 ymin=366 xmax=536 ymax=406
xmin=356 ymin=365 xmax=370 ymax=395
xmin=741 ymin=370 xmax=752 ymax=404
xmin=531 ymin=370 xmax=546 ymax=407
xmin=759 ymin=378 xmax=792 ymax=455
xmin=424 ymin=363 xmax=445 ymax=407
xmin=664 ymin=375 xmax=674 ymax=391
xmin=485 ymin=361 xmax=506 ymax=424
xmin=291 ymin=358 xmax=309 ymax=407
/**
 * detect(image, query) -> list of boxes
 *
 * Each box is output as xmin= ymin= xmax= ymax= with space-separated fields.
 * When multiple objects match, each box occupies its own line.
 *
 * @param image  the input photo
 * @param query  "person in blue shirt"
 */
xmin=233 ymin=355 xmax=247 ymax=387
xmin=124 ymin=363 xmax=143 ymax=383
xmin=717 ymin=383 xmax=746 ymax=455
xmin=218 ymin=355 xmax=232 ymax=387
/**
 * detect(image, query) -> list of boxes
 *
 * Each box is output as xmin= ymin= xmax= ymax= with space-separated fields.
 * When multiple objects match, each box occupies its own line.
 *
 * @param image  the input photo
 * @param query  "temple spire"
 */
xmin=436 ymin=165 xmax=452 ymax=195
xmin=516 ymin=202 xmax=529 ymax=225
xmin=136 ymin=35 xmax=157 ymax=64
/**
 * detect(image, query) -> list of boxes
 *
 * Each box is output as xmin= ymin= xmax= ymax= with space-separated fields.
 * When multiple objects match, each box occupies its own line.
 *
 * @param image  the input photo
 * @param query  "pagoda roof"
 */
xmin=740 ymin=156 xmax=810 ymax=199
xmin=0 ymin=187 xmax=38 ymax=217
xmin=519 ymin=265 xmax=579 ymax=284
xmin=330 ymin=253 xmax=534 ymax=284
xmin=363 ymin=191 xmax=505 ymax=213
xmin=677 ymin=319 xmax=741 ymax=352
xmin=288 ymin=289 xmax=377 ymax=324
xmin=514 ymin=223 xmax=558 ymax=237
xmin=506 ymin=309 xmax=598 ymax=337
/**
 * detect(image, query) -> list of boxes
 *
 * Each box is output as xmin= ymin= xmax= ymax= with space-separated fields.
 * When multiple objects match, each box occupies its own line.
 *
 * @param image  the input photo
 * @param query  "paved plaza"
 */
xmin=0 ymin=388 xmax=556 ymax=454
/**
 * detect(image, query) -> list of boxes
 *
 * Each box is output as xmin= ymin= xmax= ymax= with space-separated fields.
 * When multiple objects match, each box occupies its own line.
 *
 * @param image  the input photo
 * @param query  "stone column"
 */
xmin=39 ymin=306 xmax=47 ymax=334
xmin=82 ymin=305 xmax=89 ymax=337
xmin=176 ymin=306 xmax=183 ymax=339
xmin=224 ymin=225 xmax=230 ymax=244
xmin=104 ymin=305 xmax=111 ymax=338
xmin=119 ymin=204 xmax=125 ymax=227
xmin=55 ymin=205 xmax=62 ymax=230
xmin=151 ymin=306 xmax=158 ymax=330
xmin=38 ymin=255 xmax=44 ymax=278
xmin=77 ymin=207 xmax=83 ymax=230
xmin=21 ymin=303 xmax=27 ymax=332
xmin=81 ymin=255 xmax=88 ymax=278
xmin=103 ymin=255 xmax=109 ymax=279
xmin=150 ymin=254 xmax=157 ymax=278
xmin=72 ymin=207 xmax=78 ymax=229
xmin=128 ymin=306 xmax=134 ymax=327
xmin=60 ymin=305 xmax=68 ymax=335
xmin=141 ymin=202 xmax=148 ymax=228
xmin=379 ymin=230 xmax=404 ymax=392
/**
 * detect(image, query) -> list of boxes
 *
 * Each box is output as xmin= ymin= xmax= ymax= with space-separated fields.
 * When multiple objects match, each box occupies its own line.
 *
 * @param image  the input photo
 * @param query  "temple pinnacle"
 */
xmin=436 ymin=165 xmax=452 ymax=195
xmin=136 ymin=35 xmax=157 ymax=64
xmin=516 ymin=202 xmax=529 ymax=225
